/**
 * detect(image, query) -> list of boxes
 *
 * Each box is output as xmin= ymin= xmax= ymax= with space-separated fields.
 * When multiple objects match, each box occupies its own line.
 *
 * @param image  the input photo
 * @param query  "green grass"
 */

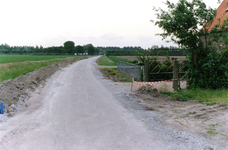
xmin=0 ymin=54 xmax=85 ymax=64
xmin=0 ymin=60 xmax=62 ymax=82
xmin=108 ymin=56 xmax=133 ymax=63
xmin=207 ymin=124 xmax=219 ymax=135
xmin=161 ymin=88 xmax=228 ymax=105
xmin=97 ymin=56 xmax=134 ymax=66
xmin=97 ymin=56 xmax=116 ymax=66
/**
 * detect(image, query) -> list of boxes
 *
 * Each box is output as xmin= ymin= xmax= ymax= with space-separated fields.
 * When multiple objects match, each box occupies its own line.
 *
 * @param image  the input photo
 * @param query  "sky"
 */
xmin=0 ymin=0 xmax=221 ymax=49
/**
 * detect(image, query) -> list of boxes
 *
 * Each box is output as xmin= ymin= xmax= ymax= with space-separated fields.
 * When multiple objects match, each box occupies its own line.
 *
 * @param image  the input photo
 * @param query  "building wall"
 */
xmin=200 ymin=35 xmax=222 ymax=51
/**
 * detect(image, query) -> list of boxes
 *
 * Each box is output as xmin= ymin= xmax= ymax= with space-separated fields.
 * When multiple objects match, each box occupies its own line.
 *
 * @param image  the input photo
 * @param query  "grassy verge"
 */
xmin=97 ymin=56 xmax=116 ymax=66
xmin=161 ymin=88 xmax=228 ymax=105
xmin=100 ymin=68 xmax=132 ymax=82
xmin=97 ymin=56 xmax=135 ymax=66
xmin=0 ymin=59 xmax=62 ymax=82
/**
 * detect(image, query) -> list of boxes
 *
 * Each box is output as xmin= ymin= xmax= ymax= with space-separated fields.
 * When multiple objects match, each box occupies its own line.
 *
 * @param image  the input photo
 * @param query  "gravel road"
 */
xmin=0 ymin=56 xmax=221 ymax=150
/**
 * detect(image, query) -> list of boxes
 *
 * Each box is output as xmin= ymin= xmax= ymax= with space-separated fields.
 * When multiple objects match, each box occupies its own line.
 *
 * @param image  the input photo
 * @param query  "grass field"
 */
xmin=0 ymin=60 xmax=62 ymax=82
xmin=0 ymin=55 xmax=85 ymax=64
xmin=0 ymin=54 xmax=87 ymax=82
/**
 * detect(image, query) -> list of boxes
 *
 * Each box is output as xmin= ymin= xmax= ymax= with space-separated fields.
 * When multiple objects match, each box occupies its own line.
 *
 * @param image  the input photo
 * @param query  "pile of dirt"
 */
xmin=0 ymin=57 xmax=88 ymax=116
xmin=136 ymin=84 xmax=166 ymax=98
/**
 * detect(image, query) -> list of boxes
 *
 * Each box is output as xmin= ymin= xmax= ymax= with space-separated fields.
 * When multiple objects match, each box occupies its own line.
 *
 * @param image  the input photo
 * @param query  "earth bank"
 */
xmin=0 ymin=57 xmax=89 ymax=116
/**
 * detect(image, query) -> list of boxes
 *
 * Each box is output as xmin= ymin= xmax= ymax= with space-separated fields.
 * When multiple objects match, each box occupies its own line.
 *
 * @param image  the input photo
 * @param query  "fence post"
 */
xmin=173 ymin=60 xmax=179 ymax=90
xmin=144 ymin=59 xmax=149 ymax=82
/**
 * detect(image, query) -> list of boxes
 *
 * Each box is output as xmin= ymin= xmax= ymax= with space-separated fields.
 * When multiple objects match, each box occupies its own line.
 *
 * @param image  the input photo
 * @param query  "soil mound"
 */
xmin=0 ymin=57 xmax=88 ymax=115
xmin=136 ymin=85 xmax=161 ymax=97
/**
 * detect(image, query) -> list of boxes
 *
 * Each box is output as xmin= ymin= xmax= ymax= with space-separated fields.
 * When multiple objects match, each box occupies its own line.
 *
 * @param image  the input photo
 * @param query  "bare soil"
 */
xmin=125 ymin=84 xmax=228 ymax=147
xmin=0 ymin=57 xmax=88 ymax=116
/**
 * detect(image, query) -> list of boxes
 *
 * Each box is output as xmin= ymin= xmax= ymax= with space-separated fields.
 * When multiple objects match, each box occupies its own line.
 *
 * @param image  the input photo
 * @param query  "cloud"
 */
xmin=137 ymin=35 xmax=154 ymax=41
xmin=100 ymin=33 xmax=124 ymax=41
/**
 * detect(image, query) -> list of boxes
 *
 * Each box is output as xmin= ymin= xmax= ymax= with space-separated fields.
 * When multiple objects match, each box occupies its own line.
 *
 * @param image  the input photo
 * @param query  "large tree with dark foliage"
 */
xmin=75 ymin=45 xmax=85 ymax=54
xmin=64 ymin=41 xmax=75 ymax=54
xmin=84 ymin=44 xmax=95 ymax=55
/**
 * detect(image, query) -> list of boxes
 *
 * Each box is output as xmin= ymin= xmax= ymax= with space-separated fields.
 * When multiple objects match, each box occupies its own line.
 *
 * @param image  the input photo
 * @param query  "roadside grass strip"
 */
xmin=133 ymin=79 xmax=228 ymax=105
xmin=161 ymin=88 xmax=228 ymax=105
xmin=97 ymin=56 xmax=116 ymax=66
xmin=0 ymin=59 xmax=61 ymax=82
xmin=97 ymin=56 xmax=134 ymax=66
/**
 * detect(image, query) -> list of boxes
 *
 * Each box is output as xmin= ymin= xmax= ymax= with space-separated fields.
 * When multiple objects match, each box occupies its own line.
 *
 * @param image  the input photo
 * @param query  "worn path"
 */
xmin=0 ymin=56 xmax=219 ymax=150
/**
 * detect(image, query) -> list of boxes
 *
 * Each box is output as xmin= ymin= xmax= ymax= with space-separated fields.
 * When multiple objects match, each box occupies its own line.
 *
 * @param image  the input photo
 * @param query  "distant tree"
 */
xmin=95 ymin=48 xmax=100 ymax=55
xmin=84 ymin=44 xmax=95 ymax=55
xmin=64 ymin=41 xmax=75 ymax=54
xmin=75 ymin=45 xmax=85 ymax=54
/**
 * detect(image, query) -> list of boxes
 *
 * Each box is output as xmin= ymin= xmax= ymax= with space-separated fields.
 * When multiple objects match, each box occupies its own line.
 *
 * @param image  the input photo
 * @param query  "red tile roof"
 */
xmin=205 ymin=0 xmax=228 ymax=31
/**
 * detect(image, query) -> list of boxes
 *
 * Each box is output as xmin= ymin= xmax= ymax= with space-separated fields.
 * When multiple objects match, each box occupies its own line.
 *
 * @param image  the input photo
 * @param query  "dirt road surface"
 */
xmin=0 ymin=56 xmax=221 ymax=150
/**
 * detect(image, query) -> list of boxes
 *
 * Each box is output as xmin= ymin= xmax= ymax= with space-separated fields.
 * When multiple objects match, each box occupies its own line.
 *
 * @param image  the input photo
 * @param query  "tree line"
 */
xmin=97 ymin=46 xmax=143 ymax=51
xmin=0 ymin=42 xmax=99 ymax=55
xmin=106 ymin=45 xmax=188 ymax=56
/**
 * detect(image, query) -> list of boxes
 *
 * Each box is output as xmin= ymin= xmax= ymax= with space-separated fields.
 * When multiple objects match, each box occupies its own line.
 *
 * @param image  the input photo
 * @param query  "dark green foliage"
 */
xmin=106 ymin=49 xmax=188 ymax=56
xmin=75 ymin=45 xmax=85 ymax=54
xmin=153 ymin=0 xmax=228 ymax=89
xmin=188 ymin=44 xmax=228 ymax=89
xmin=64 ymin=41 xmax=75 ymax=54
xmin=84 ymin=44 xmax=95 ymax=55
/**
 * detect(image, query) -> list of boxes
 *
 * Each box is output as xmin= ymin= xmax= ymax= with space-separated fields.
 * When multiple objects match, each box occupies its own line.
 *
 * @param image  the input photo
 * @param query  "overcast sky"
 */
xmin=0 ymin=0 xmax=221 ymax=49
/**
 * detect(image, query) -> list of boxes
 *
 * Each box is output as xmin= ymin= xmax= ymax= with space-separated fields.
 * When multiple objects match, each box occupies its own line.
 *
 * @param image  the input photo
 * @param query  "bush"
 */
xmin=188 ymin=48 xmax=228 ymax=89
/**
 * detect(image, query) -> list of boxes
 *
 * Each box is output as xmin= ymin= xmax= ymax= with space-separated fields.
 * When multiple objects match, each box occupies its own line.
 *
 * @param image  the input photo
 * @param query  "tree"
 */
xmin=153 ymin=0 xmax=215 ymax=69
xmin=153 ymin=0 xmax=228 ymax=89
xmin=64 ymin=41 xmax=75 ymax=54
xmin=84 ymin=44 xmax=95 ymax=55
xmin=75 ymin=45 xmax=85 ymax=54
xmin=95 ymin=48 xmax=100 ymax=55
